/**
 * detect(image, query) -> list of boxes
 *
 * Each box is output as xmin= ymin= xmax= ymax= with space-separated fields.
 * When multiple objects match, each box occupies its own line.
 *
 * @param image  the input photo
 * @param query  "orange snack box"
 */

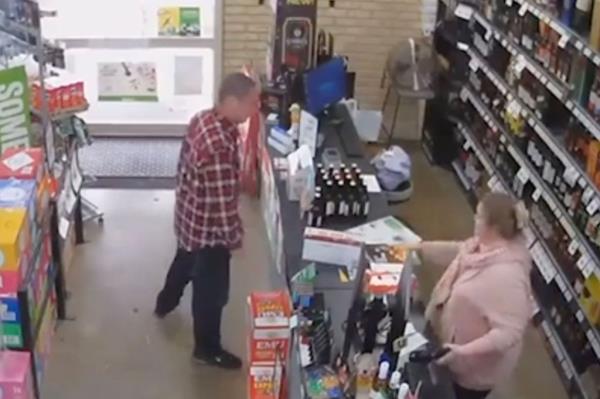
xmin=247 ymin=291 xmax=292 ymax=366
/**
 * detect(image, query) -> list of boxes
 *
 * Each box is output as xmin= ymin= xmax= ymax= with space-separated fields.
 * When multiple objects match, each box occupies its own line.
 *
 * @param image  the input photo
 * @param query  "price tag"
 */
xmin=564 ymin=288 xmax=573 ymax=302
xmin=566 ymin=100 xmax=574 ymax=110
xmin=558 ymin=35 xmax=570 ymax=48
xmin=540 ymin=75 xmax=548 ymax=85
xmin=556 ymin=275 xmax=567 ymax=292
xmin=576 ymin=41 xmax=584 ymax=50
xmin=583 ymin=186 xmax=595 ymax=204
xmin=576 ymin=310 xmax=585 ymax=323
xmin=587 ymin=198 xmax=600 ymax=215
xmin=460 ymin=88 xmax=468 ymax=101
xmin=500 ymin=134 xmax=507 ymax=144
xmin=469 ymin=58 xmax=480 ymax=71
xmin=463 ymin=138 xmax=473 ymax=150
xmin=485 ymin=30 xmax=492 ymax=41
xmin=577 ymin=254 xmax=589 ymax=271
xmin=562 ymin=167 xmax=579 ymax=188
xmin=518 ymin=3 xmax=528 ymax=15
xmin=594 ymin=55 xmax=600 ymax=66
xmin=517 ymin=167 xmax=530 ymax=184
xmin=568 ymin=240 xmax=579 ymax=256
xmin=585 ymin=48 xmax=593 ymax=57
xmin=59 ymin=216 xmax=70 ymax=239
xmin=506 ymin=0 xmax=513 ymax=5
xmin=488 ymin=176 xmax=499 ymax=189
xmin=457 ymin=42 xmax=469 ymax=51
xmin=547 ymin=82 xmax=564 ymax=99
xmin=533 ymin=188 xmax=542 ymax=202
xmin=579 ymin=176 xmax=587 ymax=188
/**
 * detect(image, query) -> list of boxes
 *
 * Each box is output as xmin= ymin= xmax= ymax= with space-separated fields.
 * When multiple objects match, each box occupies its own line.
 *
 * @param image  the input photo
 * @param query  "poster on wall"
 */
xmin=97 ymin=62 xmax=158 ymax=102
xmin=0 ymin=66 xmax=32 ymax=154
xmin=158 ymin=7 xmax=201 ymax=37
xmin=174 ymin=56 xmax=203 ymax=95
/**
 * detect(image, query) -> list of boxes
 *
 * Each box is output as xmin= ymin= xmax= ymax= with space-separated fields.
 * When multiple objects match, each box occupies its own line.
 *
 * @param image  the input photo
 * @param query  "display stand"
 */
xmin=437 ymin=1 xmax=600 ymax=398
xmin=0 ymin=2 xmax=88 ymax=397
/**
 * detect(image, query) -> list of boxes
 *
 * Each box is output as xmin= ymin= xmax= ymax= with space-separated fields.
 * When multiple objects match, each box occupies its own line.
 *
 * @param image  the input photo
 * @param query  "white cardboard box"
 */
xmin=302 ymin=227 xmax=364 ymax=272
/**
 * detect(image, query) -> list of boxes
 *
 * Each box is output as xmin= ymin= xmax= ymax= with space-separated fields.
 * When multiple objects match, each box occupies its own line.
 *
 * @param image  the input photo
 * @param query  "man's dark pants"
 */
xmin=155 ymin=246 xmax=230 ymax=356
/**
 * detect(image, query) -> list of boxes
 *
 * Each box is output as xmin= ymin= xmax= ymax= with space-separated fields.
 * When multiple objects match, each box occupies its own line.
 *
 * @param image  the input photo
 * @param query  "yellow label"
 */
xmin=0 ymin=209 xmax=26 ymax=270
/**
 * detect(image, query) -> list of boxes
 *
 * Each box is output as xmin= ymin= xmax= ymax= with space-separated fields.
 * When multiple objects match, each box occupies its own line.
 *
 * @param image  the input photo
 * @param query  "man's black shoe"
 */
xmin=193 ymin=349 xmax=242 ymax=370
xmin=153 ymin=309 xmax=167 ymax=319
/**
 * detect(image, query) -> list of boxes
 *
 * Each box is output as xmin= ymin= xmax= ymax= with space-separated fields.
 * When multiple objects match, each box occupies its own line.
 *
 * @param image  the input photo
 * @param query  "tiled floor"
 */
xmin=42 ymin=147 xmax=567 ymax=399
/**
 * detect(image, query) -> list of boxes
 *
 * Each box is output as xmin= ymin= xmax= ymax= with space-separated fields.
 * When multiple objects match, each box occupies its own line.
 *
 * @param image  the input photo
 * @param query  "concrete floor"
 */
xmin=41 ymin=148 xmax=567 ymax=399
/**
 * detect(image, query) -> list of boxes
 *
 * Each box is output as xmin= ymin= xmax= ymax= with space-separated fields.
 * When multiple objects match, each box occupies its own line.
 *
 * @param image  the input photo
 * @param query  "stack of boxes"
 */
xmin=0 ymin=147 xmax=56 ymax=395
xmin=247 ymin=291 xmax=293 ymax=399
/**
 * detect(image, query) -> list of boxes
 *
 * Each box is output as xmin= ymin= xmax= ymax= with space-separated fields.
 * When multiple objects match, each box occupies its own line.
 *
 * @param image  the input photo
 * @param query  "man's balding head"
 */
xmin=217 ymin=73 xmax=260 ymax=123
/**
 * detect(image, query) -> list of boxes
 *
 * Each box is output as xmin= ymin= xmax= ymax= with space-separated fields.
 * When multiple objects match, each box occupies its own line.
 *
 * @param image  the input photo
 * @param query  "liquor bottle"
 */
xmin=561 ymin=0 xmax=577 ymax=27
xmin=337 ymin=181 xmax=347 ymax=216
xmin=325 ymin=180 xmax=336 ymax=217
xmin=587 ymin=70 xmax=600 ymax=121
xmin=573 ymin=0 xmax=594 ymax=35
xmin=370 ymin=361 xmax=390 ymax=396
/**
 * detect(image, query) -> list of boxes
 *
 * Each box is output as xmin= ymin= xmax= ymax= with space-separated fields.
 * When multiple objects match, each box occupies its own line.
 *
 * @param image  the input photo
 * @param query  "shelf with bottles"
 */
xmin=508 ymin=0 xmax=600 ymax=68
xmin=471 ymin=6 xmax=600 ymax=143
xmin=461 ymin=81 xmax=600 ymax=287
xmin=453 ymin=116 xmax=599 ymax=399
xmin=533 ymin=284 xmax=592 ymax=399
xmin=462 ymin=46 xmax=600 ymax=275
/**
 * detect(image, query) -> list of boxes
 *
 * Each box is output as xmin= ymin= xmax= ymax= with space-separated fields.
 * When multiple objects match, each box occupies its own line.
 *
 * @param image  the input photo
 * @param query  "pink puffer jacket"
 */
xmin=422 ymin=237 xmax=533 ymax=391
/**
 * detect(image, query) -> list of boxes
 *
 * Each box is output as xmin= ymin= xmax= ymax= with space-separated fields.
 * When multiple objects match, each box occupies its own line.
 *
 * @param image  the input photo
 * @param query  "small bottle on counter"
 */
xmin=337 ymin=180 xmax=347 ymax=216
xmin=325 ymin=181 xmax=336 ymax=217
xmin=370 ymin=361 xmax=390 ymax=397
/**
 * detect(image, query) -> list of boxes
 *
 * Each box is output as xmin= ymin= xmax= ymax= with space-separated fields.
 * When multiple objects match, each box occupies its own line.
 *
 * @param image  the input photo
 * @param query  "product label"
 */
xmin=0 ymin=66 xmax=32 ymax=153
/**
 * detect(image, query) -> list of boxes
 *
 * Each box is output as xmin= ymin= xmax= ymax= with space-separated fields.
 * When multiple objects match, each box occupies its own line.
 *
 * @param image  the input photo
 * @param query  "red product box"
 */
xmin=0 ymin=251 xmax=30 ymax=295
xmin=0 ymin=148 xmax=44 ymax=183
xmin=248 ymin=366 xmax=286 ymax=399
xmin=247 ymin=291 xmax=292 ymax=365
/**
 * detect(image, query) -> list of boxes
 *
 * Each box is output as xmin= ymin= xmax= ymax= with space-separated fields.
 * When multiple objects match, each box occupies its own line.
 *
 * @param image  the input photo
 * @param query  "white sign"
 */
xmin=298 ymin=111 xmax=318 ymax=157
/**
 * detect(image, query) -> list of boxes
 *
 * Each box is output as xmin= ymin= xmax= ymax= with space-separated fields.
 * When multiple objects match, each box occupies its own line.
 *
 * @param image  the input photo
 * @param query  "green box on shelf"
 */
xmin=1 ymin=321 xmax=24 ymax=348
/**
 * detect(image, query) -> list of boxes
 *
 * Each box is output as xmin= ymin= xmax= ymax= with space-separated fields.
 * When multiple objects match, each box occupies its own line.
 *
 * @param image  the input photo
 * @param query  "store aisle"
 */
xmin=43 ymin=152 xmax=567 ymax=399
xmin=42 ymin=190 xmax=272 ymax=399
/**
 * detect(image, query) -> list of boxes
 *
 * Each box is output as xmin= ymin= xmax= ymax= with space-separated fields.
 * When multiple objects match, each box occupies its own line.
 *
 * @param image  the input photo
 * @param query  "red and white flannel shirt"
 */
xmin=174 ymin=109 xmax=243 ymax=251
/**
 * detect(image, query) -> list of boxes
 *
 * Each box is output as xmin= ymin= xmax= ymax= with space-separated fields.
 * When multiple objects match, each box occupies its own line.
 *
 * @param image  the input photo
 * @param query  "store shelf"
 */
xmin=462 ymin=52 xmax=600 ymax=277
xmin=454 ymin=121 xmax=598 ymax=398
xmin=456 ymin=123 xmax=496 ymax=176
xmin=32 ymin=104 xmax=89 ymax=121
xmin=511 ymin=0 xmax=600 ymax=67
xmin=472 ymin=11 xmax=600 ymax=144
xmin=535 ymin=293 xmax=591 ymax=399
xmin=463 ymin=85 xmax=600 ymax=357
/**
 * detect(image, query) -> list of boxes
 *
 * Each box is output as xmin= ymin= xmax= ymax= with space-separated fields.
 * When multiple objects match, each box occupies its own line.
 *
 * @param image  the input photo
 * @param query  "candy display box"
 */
xmin=0 ymin=209 xmax=29 ymax=272
xmin=0 ymin=148 xmax=45 ymax=183
xmin=0 ymin=180 xmax=37 ymax=239
xmin=0 ymin=351 xmax=35 ymax=399
xmin=247 ymin=291 xmax=292 ymax=365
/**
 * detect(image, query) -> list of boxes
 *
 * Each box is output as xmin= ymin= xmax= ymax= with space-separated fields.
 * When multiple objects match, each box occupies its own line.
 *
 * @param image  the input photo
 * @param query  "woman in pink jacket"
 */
xmin=418 ymin=192 xmax=532 ymax=399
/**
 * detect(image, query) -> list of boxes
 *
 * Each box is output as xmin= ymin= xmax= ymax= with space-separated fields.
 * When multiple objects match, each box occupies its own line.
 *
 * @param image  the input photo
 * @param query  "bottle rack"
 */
xmin=439 ymin=2 xmax=600 ymax=396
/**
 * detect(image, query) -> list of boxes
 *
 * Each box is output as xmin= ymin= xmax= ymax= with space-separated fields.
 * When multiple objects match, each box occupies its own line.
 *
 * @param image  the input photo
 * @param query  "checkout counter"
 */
xmin=257 ymin=103 xmax=456 ymax=399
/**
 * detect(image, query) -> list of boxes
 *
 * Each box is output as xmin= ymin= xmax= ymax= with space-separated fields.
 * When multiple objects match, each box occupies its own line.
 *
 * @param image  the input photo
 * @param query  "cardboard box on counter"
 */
xmin=302 ymin=227 xmax=364 ymax=272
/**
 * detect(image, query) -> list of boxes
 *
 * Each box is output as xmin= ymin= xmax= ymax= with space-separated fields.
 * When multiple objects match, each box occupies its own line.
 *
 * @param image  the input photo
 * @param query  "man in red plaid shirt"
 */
xmin=155 ymin=73 xmax=260 ymax=369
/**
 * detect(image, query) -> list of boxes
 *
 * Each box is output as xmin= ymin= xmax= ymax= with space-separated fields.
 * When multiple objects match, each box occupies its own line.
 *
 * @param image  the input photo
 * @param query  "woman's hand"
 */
xmin=435 ymin=343 xmax=465 ymax=366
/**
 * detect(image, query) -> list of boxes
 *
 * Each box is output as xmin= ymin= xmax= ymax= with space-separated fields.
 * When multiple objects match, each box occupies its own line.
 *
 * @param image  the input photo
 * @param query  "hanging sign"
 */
xmin=0 ymin=66 xmax=32 ymax=154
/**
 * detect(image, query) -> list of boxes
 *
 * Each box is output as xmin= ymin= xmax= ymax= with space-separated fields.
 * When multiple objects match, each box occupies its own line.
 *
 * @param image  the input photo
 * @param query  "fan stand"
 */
xmin=379 ymin=38 xmax=435 ymax=146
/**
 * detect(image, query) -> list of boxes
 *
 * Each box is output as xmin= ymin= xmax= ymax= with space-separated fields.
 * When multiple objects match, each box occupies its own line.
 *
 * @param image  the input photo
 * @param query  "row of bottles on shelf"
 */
xmin=458 ymin=102 xmax=600 ymax=380
xmin=473 ymin=1 xmax=600 ymax=123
